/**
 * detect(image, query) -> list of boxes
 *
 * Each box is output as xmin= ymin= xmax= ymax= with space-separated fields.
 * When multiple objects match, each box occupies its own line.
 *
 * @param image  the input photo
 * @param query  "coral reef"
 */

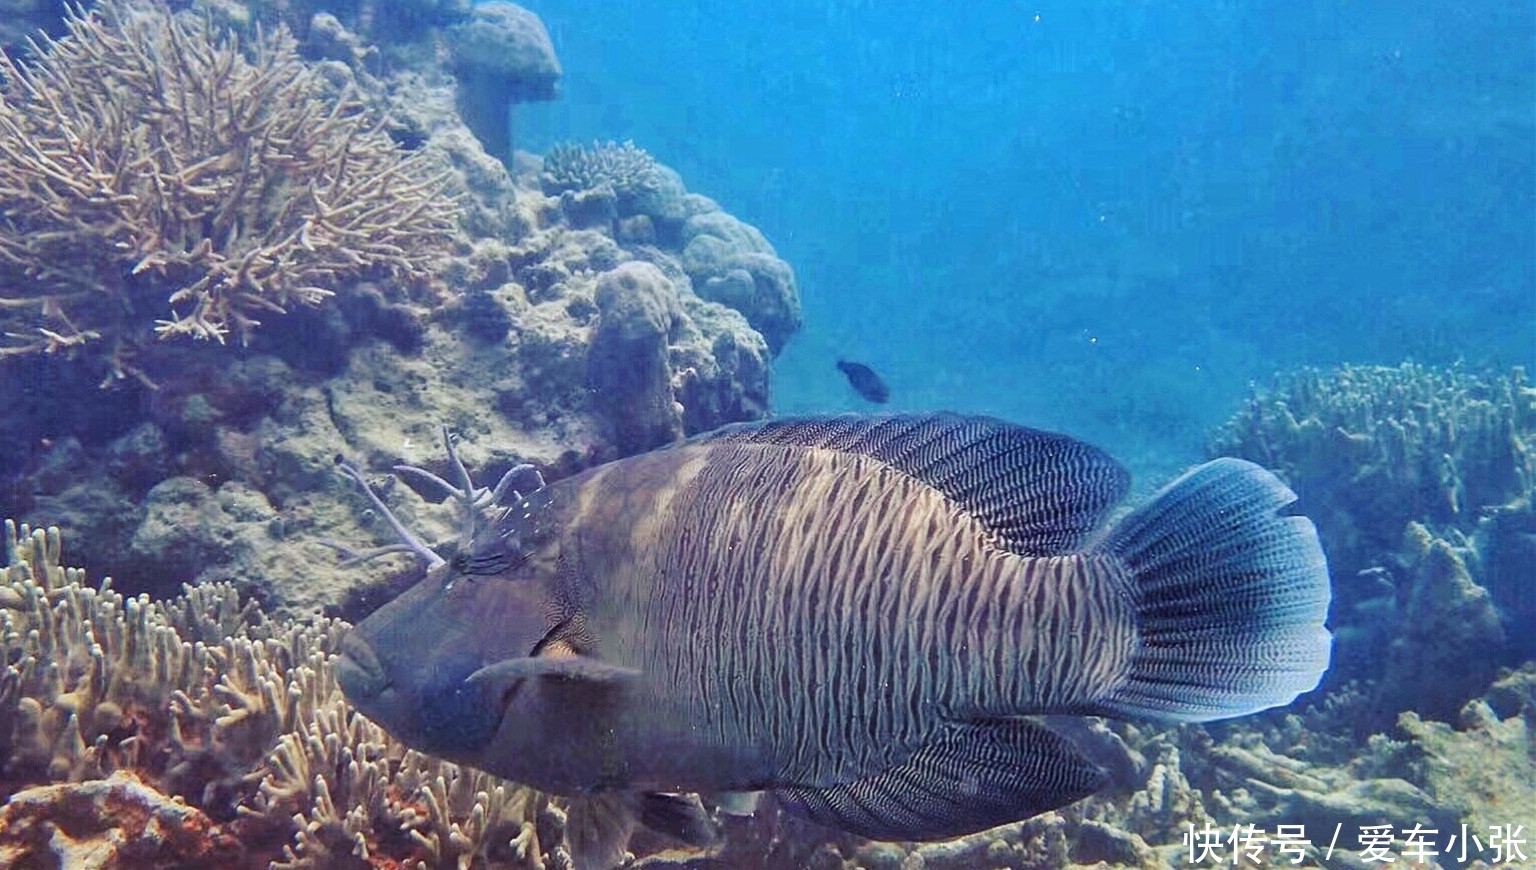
xmin=1209 ymin=364 xmax=1535 ymax=576
xmin=0 ymin=2 xmax=790 ymax=615
xmin=1209 ymin=363 xmax=1536 ymax=717
xmin=0 ymin=518 xmax=576 ymax=870
xmin=179 ymin=1 xmax=559 ymax=167
xmin=446 ymin=1 xmax=561 ymax=161
xmin=269 ymin=0 xmax=475 ymax=51
xmin=0 ymin=0 xmax=459 ymax=381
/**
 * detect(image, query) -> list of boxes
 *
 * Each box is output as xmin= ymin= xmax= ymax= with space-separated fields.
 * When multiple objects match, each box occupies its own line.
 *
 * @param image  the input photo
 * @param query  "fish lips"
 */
xmin=336 ymin=630 xmax=390 ymax=702
xmin=337 ymin=631 xmax=513 ymax=757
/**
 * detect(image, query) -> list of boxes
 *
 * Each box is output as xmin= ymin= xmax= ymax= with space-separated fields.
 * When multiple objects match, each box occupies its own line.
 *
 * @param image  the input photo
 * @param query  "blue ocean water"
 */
xmin=519 ymin=0 xmax=1534 ymax=474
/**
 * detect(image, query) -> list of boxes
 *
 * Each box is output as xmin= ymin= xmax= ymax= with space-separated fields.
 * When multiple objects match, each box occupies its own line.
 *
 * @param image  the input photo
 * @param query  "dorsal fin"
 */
xmin=689 ymin=413 xmax=1130 ymax=555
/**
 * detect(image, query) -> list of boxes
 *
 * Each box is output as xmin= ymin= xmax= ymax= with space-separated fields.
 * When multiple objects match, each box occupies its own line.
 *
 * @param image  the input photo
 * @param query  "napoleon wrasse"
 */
xmin=336 ymin=414 xmax=1331 ymax=862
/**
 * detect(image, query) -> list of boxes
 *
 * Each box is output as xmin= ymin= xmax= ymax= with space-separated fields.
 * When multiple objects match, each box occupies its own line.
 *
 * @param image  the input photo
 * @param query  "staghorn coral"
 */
xmin=0 ymin=0 xmax=459 ymax=381
xmin=0 ymin=517 xmax=338 ymax=812
xmin=253 ymin=676 xmax=554 ymax=870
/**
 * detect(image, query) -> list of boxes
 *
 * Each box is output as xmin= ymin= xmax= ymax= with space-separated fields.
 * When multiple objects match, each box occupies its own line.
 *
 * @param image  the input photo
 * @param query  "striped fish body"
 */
xmin=555 ymin=439 xmax=1136 ymax=793
xmin=339 ymin=414 xmax=1332 ymax=845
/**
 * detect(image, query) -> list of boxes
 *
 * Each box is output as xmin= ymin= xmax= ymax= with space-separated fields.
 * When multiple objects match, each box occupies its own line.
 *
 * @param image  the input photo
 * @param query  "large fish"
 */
xmin=336 ymin=413 xmax=1331 ymax=859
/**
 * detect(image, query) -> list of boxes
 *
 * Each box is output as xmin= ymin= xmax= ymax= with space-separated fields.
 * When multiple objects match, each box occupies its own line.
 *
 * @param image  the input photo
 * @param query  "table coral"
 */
xmin=446 ymin=1 xmax=561 ymax=161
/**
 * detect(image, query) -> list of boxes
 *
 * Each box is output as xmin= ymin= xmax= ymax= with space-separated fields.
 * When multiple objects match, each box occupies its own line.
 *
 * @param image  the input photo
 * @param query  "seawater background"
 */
xmin=518 ymin=0 xmax=1534 ymax=477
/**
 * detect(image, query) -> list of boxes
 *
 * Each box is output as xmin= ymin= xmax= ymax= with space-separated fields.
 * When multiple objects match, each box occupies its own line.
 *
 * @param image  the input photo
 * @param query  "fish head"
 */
xmin=337 ymin=496 xmax=572 ymax=762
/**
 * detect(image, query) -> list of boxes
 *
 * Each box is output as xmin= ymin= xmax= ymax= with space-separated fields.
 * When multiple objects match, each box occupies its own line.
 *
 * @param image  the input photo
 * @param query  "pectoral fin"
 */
xmin=776 ymin=718 xmax=1106 ymax=841
xmin=465 ymin=655 xmax=641 ymax=694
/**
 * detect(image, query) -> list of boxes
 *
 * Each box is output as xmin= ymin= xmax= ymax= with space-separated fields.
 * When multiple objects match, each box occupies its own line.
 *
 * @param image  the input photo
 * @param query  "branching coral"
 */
xmin=0 ymin=0 xmax=460 ymax=382
xmin=0 ymin=517 xmax=555 ymax=869
xmin=540 ymin=141 xmax=662 ymax=208
xmin=0 ymin=518 xmax=322 ymax=810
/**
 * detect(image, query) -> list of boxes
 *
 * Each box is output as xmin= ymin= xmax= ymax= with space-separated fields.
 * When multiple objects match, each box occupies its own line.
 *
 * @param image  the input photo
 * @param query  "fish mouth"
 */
xmin=336 ymin=631 xmax=391 ymax=702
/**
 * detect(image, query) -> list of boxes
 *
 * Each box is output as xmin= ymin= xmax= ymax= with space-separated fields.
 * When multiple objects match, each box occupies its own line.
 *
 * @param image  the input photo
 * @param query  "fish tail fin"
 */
xmin=1094 ymin=457 xmax=1332 ymax=722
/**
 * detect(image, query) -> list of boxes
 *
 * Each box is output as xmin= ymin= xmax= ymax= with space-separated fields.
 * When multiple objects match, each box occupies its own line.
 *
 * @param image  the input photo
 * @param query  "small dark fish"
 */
xmin=836 ymin=359 xmax=890 ymax=403
xmin=336 ymin=414 xmax=1331 ymax=865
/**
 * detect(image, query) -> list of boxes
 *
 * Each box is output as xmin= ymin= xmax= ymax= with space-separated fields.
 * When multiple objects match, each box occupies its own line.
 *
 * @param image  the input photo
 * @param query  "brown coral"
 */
xmin=0 ymin=0 xmax=459 ymax=382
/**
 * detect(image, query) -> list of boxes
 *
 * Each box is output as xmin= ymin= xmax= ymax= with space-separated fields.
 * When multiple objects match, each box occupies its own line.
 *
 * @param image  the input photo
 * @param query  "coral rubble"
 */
xmin=0 ymin=771 xmax=246 ymax=870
